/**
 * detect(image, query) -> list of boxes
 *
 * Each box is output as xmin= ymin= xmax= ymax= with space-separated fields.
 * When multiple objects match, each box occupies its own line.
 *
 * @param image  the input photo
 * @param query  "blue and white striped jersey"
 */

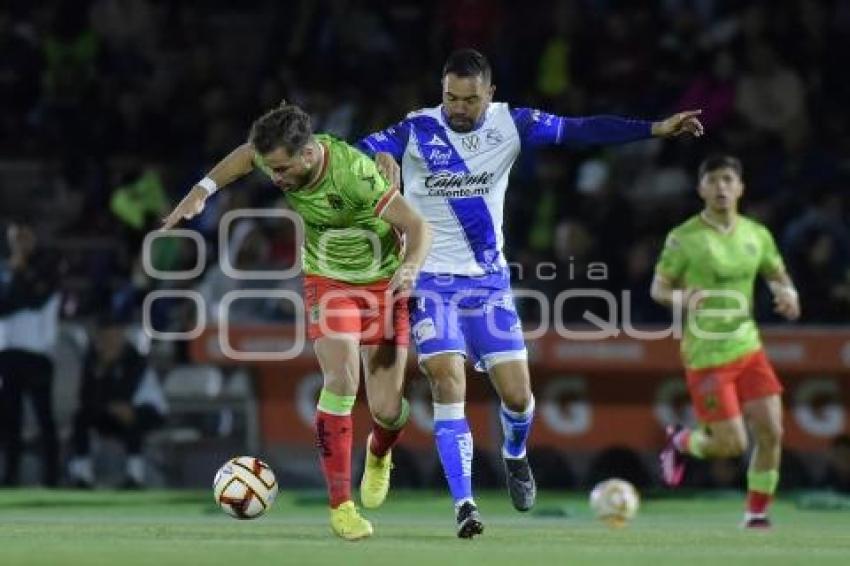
xmin=358 ymin=103 xmax=651 ymax=276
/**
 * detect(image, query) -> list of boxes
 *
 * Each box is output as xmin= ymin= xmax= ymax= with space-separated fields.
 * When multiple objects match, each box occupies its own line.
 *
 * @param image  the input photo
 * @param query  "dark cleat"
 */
xmin=503 ymin=455 xmax=536 ymax=512
xmin=456 ymin=501 xmax=484 ymax=539
xmin=742 ymin=515 xmax=772 ymax=530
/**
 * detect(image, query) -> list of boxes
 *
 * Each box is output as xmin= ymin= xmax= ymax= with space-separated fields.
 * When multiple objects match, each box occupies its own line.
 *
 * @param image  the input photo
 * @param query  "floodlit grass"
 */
xmin=1 ymin=489 xmax=849 ymax=565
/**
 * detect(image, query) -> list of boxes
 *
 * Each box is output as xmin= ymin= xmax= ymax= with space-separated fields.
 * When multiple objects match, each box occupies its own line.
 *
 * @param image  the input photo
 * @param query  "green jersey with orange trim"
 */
xmin=655 ymin=214 xmax=785 ymax=370
xmin=255 ymin=134 xmax=401 ymax=284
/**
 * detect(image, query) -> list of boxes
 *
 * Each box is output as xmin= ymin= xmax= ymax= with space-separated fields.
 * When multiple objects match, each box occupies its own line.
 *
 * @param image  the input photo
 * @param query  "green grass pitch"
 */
xmin=1 ymin=489 xmax=849 ymax=566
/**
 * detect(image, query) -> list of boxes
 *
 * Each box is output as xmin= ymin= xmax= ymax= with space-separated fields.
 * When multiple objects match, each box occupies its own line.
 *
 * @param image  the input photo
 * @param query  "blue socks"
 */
xmin=499 ymin=396 xmax=535 ymax=459
xmin=433 ymin=402 xmax=474 ymax=508
xmin=433 ymin=397 xmax=535 ymax=509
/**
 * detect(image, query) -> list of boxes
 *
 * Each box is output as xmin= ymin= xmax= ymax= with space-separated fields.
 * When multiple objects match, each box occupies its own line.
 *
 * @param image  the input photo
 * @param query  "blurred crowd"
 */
xmin=1 ymin=0 xmax=850 ymax=490
xmin=1 ymin=0 xmax=849 ymax=332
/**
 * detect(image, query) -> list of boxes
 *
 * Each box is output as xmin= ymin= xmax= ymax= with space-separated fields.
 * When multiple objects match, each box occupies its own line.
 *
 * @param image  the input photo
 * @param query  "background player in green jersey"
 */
xmin=162 ymin=102 xmax=432 ymax=540
xmin=651 ymin=155 xmax=800 ymax=529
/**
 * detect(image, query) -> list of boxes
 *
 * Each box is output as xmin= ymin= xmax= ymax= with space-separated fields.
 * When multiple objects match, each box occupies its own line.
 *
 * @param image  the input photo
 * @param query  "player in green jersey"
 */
xmin=651 ymin=155 xmax=800 ymax=528
xmin=162 ymin=102 xmax=432 ymax=540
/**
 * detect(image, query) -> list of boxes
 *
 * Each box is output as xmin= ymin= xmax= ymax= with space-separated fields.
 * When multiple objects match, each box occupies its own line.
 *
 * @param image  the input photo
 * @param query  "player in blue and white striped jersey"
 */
xmin=357 ymin=48 xmax=704 ymax=538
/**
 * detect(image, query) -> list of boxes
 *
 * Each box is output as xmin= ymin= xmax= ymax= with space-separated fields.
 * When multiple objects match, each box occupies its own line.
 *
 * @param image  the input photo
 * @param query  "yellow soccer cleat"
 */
xmin=359 ymin=435 xmax=393 ymax=509
xmin=330 ymin=501 xmax=373 ymax=541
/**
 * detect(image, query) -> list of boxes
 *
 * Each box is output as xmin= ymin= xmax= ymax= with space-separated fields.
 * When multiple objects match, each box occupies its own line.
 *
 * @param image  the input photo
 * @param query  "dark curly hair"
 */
xmin=249 ymin=101 xmax=313 ymax=155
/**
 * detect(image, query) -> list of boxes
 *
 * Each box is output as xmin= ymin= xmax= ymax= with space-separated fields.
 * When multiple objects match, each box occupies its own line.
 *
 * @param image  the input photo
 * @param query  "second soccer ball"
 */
xmin=589 ymin=478 xmax=640 ymax=527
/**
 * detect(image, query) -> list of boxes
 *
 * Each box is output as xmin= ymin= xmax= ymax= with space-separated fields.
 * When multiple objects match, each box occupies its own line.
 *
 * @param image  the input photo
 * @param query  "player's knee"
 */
xmin=367 ymin=390 xmax=403 ymax=425
xmin=428 ymin=377 xmax=464 ymax=402
xmin=370 ymin=402 xmax=402 ymax=428
xmin=771 ymin=420 xmax=784 ymax=444
xmin=720 ymin=430 xmax=748 ymax=457
xmin=501 ymin=389 xmax=532 ymax=414
xmin=755 ymin=420 xmax=783 ymax=448
xmin=322 ymin=365 xmax=358 ymax=392
xmin=425 ymin=363 xmax=463 ymax=388
xmin=707 ymin=427 xmax=746 ymax=457
xmin=428 ymin=377 xmax=464 ymax=405
xmin=317 ymin=342 xmax=359 ymax=391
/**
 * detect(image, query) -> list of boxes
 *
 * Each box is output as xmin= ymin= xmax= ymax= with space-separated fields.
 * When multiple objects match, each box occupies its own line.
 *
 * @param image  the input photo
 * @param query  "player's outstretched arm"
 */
xmin=512 ymin=107 xmax=704 ymax=148
xmin=766 ymin=271 xmax=801 ymax=321
xmin=380 ymin=195 xmax=432 ymax=294
xmin=160 ymin=143 xmax=255 ymax=230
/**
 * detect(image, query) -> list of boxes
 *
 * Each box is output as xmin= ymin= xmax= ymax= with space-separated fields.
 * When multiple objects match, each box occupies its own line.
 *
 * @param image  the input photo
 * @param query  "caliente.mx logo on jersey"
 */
xmin=424 ymin=171 xmax=495 ymax=189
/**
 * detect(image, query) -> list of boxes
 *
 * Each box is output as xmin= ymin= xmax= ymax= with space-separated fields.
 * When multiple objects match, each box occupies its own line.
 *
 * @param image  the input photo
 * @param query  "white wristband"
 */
xmin=768 ymin=281 xmax=798 ymax=299
xmin=198 ymin=177 xmax=218 ymax=195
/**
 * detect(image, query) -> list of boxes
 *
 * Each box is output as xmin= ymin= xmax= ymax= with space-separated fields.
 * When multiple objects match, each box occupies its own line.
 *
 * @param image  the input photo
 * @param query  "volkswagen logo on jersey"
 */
xmin=461 ymin=134 xmax=480 ymax=152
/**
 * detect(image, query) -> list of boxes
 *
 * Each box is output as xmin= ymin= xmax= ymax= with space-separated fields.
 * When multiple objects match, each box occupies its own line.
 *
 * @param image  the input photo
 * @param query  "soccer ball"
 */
xmin=589 ymin=478 xmax=640 ymax=527
xmin=213 ymin=456 xmax=278 ymax=519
